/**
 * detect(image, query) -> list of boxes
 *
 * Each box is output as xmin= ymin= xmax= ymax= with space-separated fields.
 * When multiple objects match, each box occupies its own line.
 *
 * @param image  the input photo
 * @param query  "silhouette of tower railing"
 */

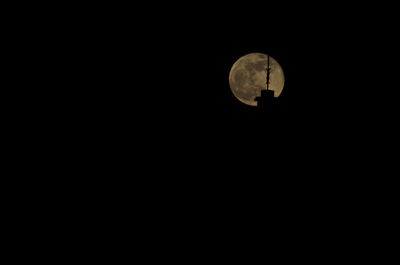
xmin=255 ymin=55 xmax=275 ymax=109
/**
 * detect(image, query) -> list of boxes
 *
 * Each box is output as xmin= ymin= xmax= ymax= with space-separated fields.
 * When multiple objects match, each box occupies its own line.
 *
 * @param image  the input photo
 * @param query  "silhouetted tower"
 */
xmin=255 ymin=55 xmax=275 ymax=109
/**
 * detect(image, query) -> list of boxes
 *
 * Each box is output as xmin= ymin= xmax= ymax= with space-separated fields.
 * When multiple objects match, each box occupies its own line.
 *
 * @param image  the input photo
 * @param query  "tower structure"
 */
xmin=255 ymin=55 xmax=275 ymax=108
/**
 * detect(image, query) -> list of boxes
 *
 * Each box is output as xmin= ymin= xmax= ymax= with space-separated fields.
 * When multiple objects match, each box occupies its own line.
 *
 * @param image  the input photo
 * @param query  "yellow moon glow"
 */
xmin=229 ymin=53 xmax=285 ymax=106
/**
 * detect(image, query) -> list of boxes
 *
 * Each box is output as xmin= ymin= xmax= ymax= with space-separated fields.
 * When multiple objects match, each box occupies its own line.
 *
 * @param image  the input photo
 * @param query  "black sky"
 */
xmin=67 ymin=2 xmax=398 ymax=177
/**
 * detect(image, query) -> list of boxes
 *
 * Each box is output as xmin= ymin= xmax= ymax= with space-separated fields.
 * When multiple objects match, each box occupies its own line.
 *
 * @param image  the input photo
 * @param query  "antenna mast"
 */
xmin=266 ymin=55 xmax=271 ymax=90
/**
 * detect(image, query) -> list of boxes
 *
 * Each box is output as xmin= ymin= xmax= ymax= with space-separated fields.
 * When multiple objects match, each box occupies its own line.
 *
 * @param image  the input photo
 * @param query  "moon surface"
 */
xmin=229 ymin=53 xmax=285 ymax=106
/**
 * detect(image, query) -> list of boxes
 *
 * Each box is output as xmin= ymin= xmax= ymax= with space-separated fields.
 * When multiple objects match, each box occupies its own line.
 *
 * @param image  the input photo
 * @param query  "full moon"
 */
xmin=229 ymin=53 xmax=285 ymax=106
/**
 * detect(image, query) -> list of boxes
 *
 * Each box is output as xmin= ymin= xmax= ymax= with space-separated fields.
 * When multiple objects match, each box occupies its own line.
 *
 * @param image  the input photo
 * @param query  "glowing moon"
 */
xmin=229 ymin=53 xmax=285 ymax=106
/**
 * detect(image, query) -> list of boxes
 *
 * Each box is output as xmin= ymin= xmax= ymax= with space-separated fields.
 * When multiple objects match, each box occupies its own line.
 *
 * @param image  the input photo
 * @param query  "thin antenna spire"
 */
xmin=266 ymin=55 xmax=271 ymax=90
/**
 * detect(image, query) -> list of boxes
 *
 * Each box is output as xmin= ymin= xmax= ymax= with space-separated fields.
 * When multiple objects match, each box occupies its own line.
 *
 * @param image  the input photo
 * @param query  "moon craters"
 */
xmin=229 ymin=53 xmax=285 ymax=106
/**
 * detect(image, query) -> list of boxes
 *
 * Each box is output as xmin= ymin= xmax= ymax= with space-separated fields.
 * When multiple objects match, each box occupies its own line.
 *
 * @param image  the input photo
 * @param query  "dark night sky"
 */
xmin=34 ymin=3 xmax=398 ymax=243
xmin=13 ymin=3 xmax=397 ymax=252
xmin=68 ymin=3 xmax=397 ymax=174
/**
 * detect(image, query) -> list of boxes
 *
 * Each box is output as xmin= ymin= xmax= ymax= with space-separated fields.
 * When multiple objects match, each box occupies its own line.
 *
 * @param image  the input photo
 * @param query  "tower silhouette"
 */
xmin=254 ymin=55 xmax=275 ymax=109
